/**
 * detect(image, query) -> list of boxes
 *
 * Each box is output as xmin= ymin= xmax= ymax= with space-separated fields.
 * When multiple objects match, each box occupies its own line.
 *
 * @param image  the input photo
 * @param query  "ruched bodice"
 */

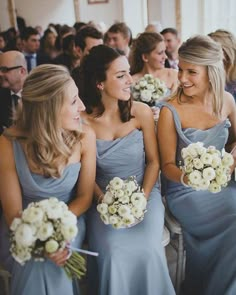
xmin=96 ymin=129 xmax=145 ymax=190
xmin=158 ymin=102 xmax=236 ymax=295
xmin=87 ymin=128 xmax=174 ymax=295
xmin=0 ymin=140 xmax=85 ymax=295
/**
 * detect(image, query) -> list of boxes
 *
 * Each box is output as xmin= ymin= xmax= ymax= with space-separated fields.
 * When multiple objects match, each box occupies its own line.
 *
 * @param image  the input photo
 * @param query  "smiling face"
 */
xmin=178 ymin=59 xmax=209 ymax=97
xmin=101 ymin=56 xmax=133 ymax=101
xmin=143 ymin=41 xmax=167 ymax=70
xmin=60 ymin=80 xmax=85 ymax=131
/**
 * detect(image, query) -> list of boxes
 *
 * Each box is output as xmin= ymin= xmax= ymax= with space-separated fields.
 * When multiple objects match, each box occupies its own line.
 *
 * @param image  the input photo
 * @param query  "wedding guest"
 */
xmin=40 ymin=28 xmax=60 ymax=59
xmin=79 ymin=44 xmax=175 ymax=295
xmin=208 ymin=29 xmax=236 ymax=101
xmin=0 ymin=50 xmax=28 ymax=134
xmin=157 ymin=35 xmax=236 ymax=295
xmin=106 ymin=22 xmax=132 ymax=57
xmin=130 ymin=32 xmax=178 ymax=94
xmin=160 ymin=28 xmax=181 ymax=70
xmin=0 ymin=64 xmax=96 ymax=295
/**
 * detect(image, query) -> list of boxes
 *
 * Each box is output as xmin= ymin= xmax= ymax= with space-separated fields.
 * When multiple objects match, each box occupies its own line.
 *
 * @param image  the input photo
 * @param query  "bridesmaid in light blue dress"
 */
xmin=79 ymin=45 xmax=175 ymax=295
xmin=157 ymin=35 xmax=236 ymax=295
xmin=0 ymin=64 xmax=96 ymax=295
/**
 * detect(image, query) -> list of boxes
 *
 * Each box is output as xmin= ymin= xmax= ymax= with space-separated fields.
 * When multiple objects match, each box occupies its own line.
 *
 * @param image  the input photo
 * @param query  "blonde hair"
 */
xmin=13 ymin=64 xmax=82 ymax=177
xmin=208 ymin=29 xmax=236 ymax=83
xmin=178 ymin=35 xmax=225 ymax=117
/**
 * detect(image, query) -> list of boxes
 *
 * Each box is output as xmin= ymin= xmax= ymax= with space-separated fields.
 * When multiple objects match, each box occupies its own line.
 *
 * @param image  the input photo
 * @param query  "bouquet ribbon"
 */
xmin=67 ymin=245 xmax=99 ymax=256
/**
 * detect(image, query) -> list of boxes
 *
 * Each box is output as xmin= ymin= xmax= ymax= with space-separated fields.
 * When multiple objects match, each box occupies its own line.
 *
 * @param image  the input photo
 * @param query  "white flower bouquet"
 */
xmin=10 ymin=197 xmax=86 ymax=279
xmin=181 ymin=142 xmax=234 ymax=193
xmin=97 ymin=176 xmax=147 ymax=229
xmin=132 ymin=74 xmax=168 ymax=106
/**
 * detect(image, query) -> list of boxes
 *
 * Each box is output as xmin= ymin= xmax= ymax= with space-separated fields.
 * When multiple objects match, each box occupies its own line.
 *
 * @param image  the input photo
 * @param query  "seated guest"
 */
xmin=72 ymin=25 xmax=103 ymax=88
xmin=160 ymin=27 xmax=181 ymax=70
xmin=53 ymin=34 xmax=79 ymax=73
xmin=106 ymin=22 xmax=132 ymax=57
xmin=130 ymin=32 xmax=178 ymax=93
xmin=0 ymin=50 xmax=27 ymax=134
xmin=21 ymin=26 xmax=51 ymax=72
xmin=208 ymin=29 xmax=236 ymax=101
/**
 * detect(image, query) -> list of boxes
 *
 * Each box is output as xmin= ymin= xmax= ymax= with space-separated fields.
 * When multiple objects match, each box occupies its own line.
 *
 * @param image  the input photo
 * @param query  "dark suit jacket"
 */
xmin=36 ymin=52 xmax=52 ymax=65
xmin=0 ymin=88 xmax=13 ymax=134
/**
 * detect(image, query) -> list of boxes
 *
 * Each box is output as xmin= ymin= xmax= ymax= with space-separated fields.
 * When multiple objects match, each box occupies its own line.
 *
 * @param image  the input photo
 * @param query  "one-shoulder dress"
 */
xmin=159 ymin=102 xmax=236 ymax=295
xmin=86 ymin=129 xmax=175 ymax=295
xmin=0 ymin=140 xmax=85 ymax=295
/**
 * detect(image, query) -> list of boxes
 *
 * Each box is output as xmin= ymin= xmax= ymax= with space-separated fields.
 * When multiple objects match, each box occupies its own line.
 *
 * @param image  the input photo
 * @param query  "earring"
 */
xmin=97 ymin=84 xmax=104 ymax=91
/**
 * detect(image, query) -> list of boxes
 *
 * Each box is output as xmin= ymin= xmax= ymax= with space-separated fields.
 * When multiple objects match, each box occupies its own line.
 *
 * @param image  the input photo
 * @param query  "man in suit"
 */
xmin=21 ymin=26 xmax=51 ymax=72
xmin=0 ymin=51 xmax=27 ymax=134
xmin=72 ymin=25 xmax=103 ymax=89
xmin=160 ymin=27 xmax=181 ymax=70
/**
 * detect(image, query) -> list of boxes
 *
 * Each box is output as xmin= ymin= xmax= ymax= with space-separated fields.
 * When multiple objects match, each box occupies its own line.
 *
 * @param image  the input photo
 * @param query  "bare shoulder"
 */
xmin=223 ymin=91 xmax=235 ymax=115
xmin=81 ymin=123 xmax=96 ymax=142
xmin=0 ymin=134 xmax=14 ymax=166
xmin=132 ymin=101 xmax=153 ymax=118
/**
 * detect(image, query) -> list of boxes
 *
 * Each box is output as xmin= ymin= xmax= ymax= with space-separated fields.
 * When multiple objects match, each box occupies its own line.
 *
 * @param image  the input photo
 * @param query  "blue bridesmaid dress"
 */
xmin=0 ymin=140 xmax=85 ymax=295
xmin=159 ymin=102 xmax=236 ymax=295
xmin=86 ymin=129 xmax=175 ymax=295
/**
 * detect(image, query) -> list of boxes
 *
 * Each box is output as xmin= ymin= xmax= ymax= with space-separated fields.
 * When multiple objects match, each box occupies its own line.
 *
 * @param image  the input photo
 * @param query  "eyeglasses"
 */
xmin=0 ymin=66 xmax=22 ymax=73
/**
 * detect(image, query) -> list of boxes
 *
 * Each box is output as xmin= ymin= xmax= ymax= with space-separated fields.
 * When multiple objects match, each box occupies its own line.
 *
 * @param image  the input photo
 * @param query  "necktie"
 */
xmin=25 ymin=55 xmax=33 ymax=72
xmin=12 ymin=94 xmax=19 ymax=107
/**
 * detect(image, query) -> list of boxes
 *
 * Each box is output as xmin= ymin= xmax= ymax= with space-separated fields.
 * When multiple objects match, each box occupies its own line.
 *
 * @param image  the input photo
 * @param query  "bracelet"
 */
xmin=180 ymin=172 xmax=189 ymax=187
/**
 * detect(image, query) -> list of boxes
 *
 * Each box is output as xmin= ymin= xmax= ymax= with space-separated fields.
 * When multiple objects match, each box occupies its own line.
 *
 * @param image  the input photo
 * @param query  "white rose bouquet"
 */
xmin=180 ymin=142 xmax=234 ymax=193
xmin=132 ymin=74 xmax=168 ymax=106
xmin=10 ymin=197 xmax=86 ymax=279
xmin=97 ymin=176 xmax=147 ymax=229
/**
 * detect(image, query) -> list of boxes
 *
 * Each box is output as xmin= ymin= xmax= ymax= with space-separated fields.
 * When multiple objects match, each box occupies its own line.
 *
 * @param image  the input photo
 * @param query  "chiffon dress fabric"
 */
xmin=86 ymin=129 xmax=175 ymax=295
xmin=0 ymin=140 xmax=85 ymax=295
xmin=158 ymin=102 xmax=236 ymax=295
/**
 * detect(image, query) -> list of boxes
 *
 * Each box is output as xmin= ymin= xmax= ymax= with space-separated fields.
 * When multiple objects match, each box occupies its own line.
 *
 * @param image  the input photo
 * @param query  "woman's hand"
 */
xmin=47 ymin=248 xmax=70 ymax=267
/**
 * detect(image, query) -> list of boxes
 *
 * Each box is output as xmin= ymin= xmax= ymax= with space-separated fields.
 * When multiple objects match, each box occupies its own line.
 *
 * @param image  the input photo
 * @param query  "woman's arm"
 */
xmin=68 ymin=125 xmax=96 ymax=216
xmin=224 ymin=92 xmax=236 ymax=169
xmin=0 ymin=136 xmax=22 ymax=226
xmin=157 ymin=106 xmax=187 ymax=184
xmin=135 ymin=103 xmax=159 ymax=198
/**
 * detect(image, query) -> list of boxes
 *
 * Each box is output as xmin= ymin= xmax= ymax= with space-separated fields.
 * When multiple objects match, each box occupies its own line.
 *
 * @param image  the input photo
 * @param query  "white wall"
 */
xmin=0 ymin=0 xmax=11 ymax=31
xmin=14 ymin=0 xmax=75 ymax=30
xmin=147 ymin=0 xmax=176 ymax=32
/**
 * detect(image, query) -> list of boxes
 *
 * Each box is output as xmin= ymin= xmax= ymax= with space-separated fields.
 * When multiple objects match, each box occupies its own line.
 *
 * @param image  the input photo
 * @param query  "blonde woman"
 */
xmin=0 ymin=64 xmax=96 ymax=295
xmin=157 ymin=35 xmax=236 ymax=295
xmin=208 ymin=29 xmax=236 ymax=101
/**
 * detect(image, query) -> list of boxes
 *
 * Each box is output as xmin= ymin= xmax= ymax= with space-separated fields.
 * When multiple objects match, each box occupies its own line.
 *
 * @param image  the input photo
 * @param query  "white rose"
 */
xmin=118 ymin=205 xmax=131 ymax=217
xmin=208 ymin=181 xmax=221 ymax=193
xmin=131 ymin=207 xmax=144 ymax=219
xmin=200 ymin=153 xmax=213 ymax=165
xmin=211 ymin=155 xmax=222 ymax=168
xmin=108 ymin=205 xmax=117 ymax=214
xmin=61 ymin=224 xmax=78 ymax=241
xmin=97 ymin=203 xmax=108 ymax=215
xmin=202 ymin=167 xmax=216 ymax=181
xmin=193 ymin=158 xmax=204 ymax=170
xmin=109 ymin=215 xmax=119 ymax=225
xmin=122 ymin=215 xmax=135 ymax=226
xmin=61 ymin=210 xmax=77 ymax=225
xmin=37 ymin=222 xmax=54 ymax=241
xmin=140 ymin=90 xmax=152 ymax=102
xmin=222 ymin=153 xmax=234 ymax=167
xmin=188 ymin=170 xmax=202 ymax=185
xmin=45 ymin=239 xmax=59 ymax=253
xmin=15 ymin=224 xmax=36 ymax=247
xmin=109 ymin=177 xmax=124 ymax=190
xmin=103 ymin=192 xmax=114 ymax=205
xmin=22 ymin=207 xmax=44 ymax=224
xmin=115 ymin=189 xmax=124 ymax=198
xmin=199 ymin=179 xmax=210 ymax=190
xmin=119 ymin=195 xmax=130 ymax=204
xmin=215 ymin=174 xmax=228 ymax=185
xmin=139 ymin=80 xmax=148 ymax=87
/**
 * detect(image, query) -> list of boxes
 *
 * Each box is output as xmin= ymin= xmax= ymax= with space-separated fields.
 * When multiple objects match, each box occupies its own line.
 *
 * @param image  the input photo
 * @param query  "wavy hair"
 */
xmin=208 ymin=29 xmax=236 ymax=83
xmin=177 ymin=35 xmax=225 ymax=117
xmin=11 ymin=64 xmax=82 ymax=177
xmin=129 ymin=32 xmax=164 ymax=75
xmin=79 ymin=44 xmax=133 ymax=122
